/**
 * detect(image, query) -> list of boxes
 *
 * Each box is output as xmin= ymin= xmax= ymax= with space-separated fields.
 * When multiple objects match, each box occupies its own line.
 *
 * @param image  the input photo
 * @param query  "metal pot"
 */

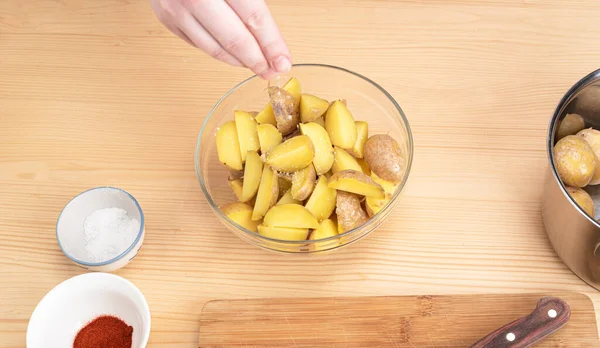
xmin=543 ymin=68 xmax=600 ymax=290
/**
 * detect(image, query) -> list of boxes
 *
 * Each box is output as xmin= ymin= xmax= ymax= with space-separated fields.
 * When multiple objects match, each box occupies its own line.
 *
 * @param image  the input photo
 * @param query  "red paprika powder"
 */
xmin=73 ymin=315 xmax=133 ymax=348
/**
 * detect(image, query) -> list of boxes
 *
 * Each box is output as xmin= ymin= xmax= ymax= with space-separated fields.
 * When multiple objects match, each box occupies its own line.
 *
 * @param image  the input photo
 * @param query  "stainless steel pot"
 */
xmin=543 ymin=68 xmax=600 ymax=290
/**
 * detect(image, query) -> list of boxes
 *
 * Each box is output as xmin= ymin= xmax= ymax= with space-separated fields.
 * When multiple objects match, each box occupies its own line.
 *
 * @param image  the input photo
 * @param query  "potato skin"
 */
xmin=269 ymin=86 xmax=300 ymax=136
xmin=336 ymin=191 xmax=370 ymax=233
xmin=364 ymin=134 xmax=404 ymax=184
xmin=553 ymin=135 xmax=598 ymax=188
xmin=566 ymin=186 xmax=595 ymax=217
xmin=577 ymin=128 xmax=600 ymax=185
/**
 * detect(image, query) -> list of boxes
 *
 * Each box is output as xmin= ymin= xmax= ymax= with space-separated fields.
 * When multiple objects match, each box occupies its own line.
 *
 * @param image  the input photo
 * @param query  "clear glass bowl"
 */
xmin=195 ymin=64 xmax=413 ymax=253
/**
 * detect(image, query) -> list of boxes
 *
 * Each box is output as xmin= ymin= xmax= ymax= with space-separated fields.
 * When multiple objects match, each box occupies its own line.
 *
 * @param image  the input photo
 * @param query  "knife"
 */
xmin=469 ymin=296 xmax=571 ymax=348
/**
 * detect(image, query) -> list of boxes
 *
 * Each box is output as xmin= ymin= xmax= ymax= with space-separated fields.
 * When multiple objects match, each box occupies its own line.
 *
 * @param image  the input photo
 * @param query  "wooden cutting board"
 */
xmin=198 ymin=292 xmax=599 ymax=347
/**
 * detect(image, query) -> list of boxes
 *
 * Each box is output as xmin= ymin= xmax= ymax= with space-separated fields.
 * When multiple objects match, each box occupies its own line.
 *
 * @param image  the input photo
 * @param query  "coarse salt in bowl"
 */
xmin=56 ymin=187 xmax=145 ymax=272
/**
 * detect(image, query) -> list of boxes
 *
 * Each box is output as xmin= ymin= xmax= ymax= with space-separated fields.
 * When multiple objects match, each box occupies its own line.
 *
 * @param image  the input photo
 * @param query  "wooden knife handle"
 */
xmin=469 ymin=297 xmax=570 ymax=348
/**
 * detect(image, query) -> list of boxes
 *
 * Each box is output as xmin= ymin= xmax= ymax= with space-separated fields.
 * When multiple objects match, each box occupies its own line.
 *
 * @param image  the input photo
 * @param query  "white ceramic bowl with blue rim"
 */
xmin=56 ymin=186 xmax=145 ymax=272
xmin=26 ymin=272 xmax=151 ymax=347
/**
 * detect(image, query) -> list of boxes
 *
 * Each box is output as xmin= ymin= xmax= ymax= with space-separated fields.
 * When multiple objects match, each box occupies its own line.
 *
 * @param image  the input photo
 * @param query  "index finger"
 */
xmin=226 ymin=0 xmax=292 ymax=73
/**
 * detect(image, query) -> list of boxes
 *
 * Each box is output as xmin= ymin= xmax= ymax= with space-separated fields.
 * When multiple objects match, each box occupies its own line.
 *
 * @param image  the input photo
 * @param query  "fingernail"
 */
xmin=273 ymin=56 xmax=291 ymax=73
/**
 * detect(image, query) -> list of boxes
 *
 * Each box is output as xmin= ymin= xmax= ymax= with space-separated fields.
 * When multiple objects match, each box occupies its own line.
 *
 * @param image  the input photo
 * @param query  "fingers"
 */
xmin=226 ymin=0 xmax=292 ymax=74
xmin=187 ymin=0 xmax=276 ymax=79
xmin=176 ymin=10 xmax=243 ymax=67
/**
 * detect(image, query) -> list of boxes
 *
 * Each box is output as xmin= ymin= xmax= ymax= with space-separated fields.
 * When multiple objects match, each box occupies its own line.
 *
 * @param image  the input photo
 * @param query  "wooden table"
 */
xmin=2 ymin=0 xmax=600 ymax=346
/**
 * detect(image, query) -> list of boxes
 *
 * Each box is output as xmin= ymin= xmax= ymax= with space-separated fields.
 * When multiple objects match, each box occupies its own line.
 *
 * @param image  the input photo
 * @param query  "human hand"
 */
xmin=149 ymin=0 xmax=292 ymax=80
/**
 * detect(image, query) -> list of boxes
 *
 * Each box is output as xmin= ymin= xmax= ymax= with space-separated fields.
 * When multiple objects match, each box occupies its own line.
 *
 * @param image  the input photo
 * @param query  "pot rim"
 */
xmin=547 ymin=68 xmax=600 ymax=226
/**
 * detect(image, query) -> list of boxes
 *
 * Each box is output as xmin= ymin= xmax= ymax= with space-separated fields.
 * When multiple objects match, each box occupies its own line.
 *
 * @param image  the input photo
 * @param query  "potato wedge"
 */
xmin=332 ymin=146 xmax=363 ymax=174
xmin=255 ymin=104 xmax=277 ymax=126
xmin=328 ymin=170 xmax=385 ymax=198
xmin=357 ymin=158 xmax=371 ymax=175
xmin=325 ymin=100 xmax=357 ymax=149
xmin=364 ymin=134 xmax=404 ymax=184
xmin=228 ymin=178 xmax=244 ymax=201
xmin=269 ymin=86 xmax=300 ymax=136
xmin=277 ymin=189 xmax=302 ymax=205
xmin=336 ymin=191 xmax=369 ymax=233
xmin=221 ymin=202 xmax=260 ymax=232
xmin=256 ymin=124 xmax=282 ymax=154
xmin=299 ymin=122 xmax=335 ymax=175
xmin=265 ymin=135 xmax=315 ymax=172
xmin=300 ymin=94 xmax=329 ymax=123
xmin=309 ymin=219 xmax=339 ymax=251
xmin=234 ymin=110 xmax=260 ymax=162
xmin=216 ymin=121 xmax=243 ymax=171
xmin=240 ymin=151 xmax=263 ymax=202
xmin=305 ymin=176 xmax=337 ymax=221
xmin=257 ymin=225 xmax=309 ymax=241
xmin=251 ymin=166 xmax=279 ymax=221
xmin=255 ymin=77 xmax=302 ymax=126
xmin=291 ymin=164 xmax=317 ymax=200
xmin=282 ymin=77 xmax=302 ymax=102
xmin=347 ymin=121 xmax=368 ymax=158
xmin=263 ymin=204 xmax=320 ymax=229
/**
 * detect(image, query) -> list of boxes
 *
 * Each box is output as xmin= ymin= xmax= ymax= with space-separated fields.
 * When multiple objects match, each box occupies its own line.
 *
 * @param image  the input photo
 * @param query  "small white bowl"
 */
xmin=27 ymin=272 xmax=151 ymax=348
xmin=56 ymin=186 xmax=145 ymax=272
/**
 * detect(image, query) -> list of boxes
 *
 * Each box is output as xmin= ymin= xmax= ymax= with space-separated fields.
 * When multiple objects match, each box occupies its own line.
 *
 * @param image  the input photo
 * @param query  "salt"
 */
xmin=83 ymin=207 xmax=140 ymax=263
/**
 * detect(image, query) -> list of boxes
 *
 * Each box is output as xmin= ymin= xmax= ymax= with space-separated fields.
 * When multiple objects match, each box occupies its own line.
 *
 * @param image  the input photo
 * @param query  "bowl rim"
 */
xmin=195 ymin=63 xmax=414 ymax=247
xmin=26 ymin=272 xmax=151 ymax=347
xmin=56 ymin=186 xmax=145 ymax=266
xmin=547 ymin=68 xmax=600 ymax=226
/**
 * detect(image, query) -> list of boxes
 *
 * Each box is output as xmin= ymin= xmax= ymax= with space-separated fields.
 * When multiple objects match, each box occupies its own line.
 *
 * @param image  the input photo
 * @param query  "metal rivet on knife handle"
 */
xmin=469 ymin=297 xmax=571 ymax=348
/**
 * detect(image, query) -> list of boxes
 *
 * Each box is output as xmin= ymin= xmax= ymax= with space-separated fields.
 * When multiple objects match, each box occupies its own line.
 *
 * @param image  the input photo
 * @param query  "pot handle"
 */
xmin=469 ymin=297 xmax=570 ymax=348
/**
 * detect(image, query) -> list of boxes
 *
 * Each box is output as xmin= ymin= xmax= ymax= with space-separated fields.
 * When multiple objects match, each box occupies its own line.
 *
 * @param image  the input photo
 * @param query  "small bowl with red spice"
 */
xmin=26 ymin=272 xmax=150 ymax=348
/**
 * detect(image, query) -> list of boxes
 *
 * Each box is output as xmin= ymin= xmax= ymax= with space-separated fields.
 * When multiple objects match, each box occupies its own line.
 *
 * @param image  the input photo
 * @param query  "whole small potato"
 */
xmin=577 ymin=128 xmax=600 ymax=185
xmin=556 ymin=113 xmax=584 ymax=140
xmin=566 ymin=186 xmax=595 ymax=217
xmin=575 ymin=85 xmax=600 ymax=118
xmin=364 ymin=134 xmax=404 ymax=184
xmin=553 ymin=135 xmax=598 ymax=188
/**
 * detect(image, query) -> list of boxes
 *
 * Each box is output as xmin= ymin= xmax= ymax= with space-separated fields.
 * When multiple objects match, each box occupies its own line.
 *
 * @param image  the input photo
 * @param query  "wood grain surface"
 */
xmin=2 ymin=0 xmax=600 ymax=347
xmin=198 ymin=292 xmax=598 ymax=347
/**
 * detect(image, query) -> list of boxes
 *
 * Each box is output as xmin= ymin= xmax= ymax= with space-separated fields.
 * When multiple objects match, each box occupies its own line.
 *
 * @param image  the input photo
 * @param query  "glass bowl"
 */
xmin=195 ymin=64 xmax=413 ymax=253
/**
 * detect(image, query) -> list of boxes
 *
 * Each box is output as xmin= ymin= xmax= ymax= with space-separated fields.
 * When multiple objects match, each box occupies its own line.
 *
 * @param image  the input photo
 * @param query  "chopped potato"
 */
xmin=291 ymin=164 xmax=317 ymax=200
xmin=277 ymin=190 xmax=302 ymax=205
xmin=328 ymin=170 xmax=385 ymax=198
xmin=240 ymin=151 xmax=263 ymax=202
xmin=332 ymin=146 xmax=363 ymax=174
xmin=251 ymin=166 xmax=279 ymax=221
xmin=266 ymin=135 xmax=315 ymax=172
xmin=221 ymin=202 xmax=260 ymax=232
xmin=234 ymin=110 xmax=260 ymax=162
xmin=299 ymin=122 xmax=335 ymax=175
xmin=216 ymin=121 xmax=243 ymax=171
xmin=325 ymin=100 xmax=357 ymax=149
xmin=263 ymin=204 xmax=320 ymax=229
xmin=305 ymin=176 xmax=337 ymax=221
xmin=257 ymin=225 xmax=309 ymax=241
xmin=347 ymin=121 xmax=368 ymax=158
xmin=300 ymin=94 xmax=329 ymax=123
xmin=256 ymin=124 xmax=282 ymax=154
